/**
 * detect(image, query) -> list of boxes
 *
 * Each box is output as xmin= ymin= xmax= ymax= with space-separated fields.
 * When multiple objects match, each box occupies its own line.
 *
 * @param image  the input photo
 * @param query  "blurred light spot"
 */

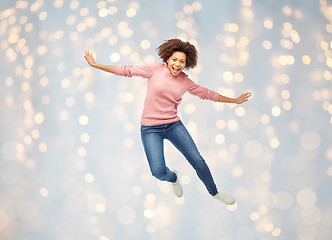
xmin=327 ymin=148 xmax=332 ymax=160
xmin=110 ymin=52 xmax=120 ymax=62
xmin=140 ymin=39 xmax=151 ymax=49
xmin=265 ymin=223 xmax=274 ymax=232
xmin=192 ymin=1 xmax=202 ymax=11
xmin=270 ymin=138 xmax=280 ymax=149
xmin=301 ymin=131 xmax=321 ymax=150
xmin=223 ymin=71 xmax=233 ymax=81
xmin=283 ymin=100 xmax=292 ymax=110
xmin=21 ymin=82 xmax=30 ymax=91
xmin=133 ymin=186 xmax=142 ymax=195
xmin=0 ymin=212 xmax=10 ymax=231
xmin=260 ymin=114 xmax=270 ymax=124
xmin=108 ymin=6 xmax=118 ymax=15
xmin=80 ymin=8 xmax=89 ymax=16
xmin=280 ymin=39 xmax=293 ymax=49
xmin=281 ymin=90 xmax=290 ymax=99
xmin=262 ymin=40 xmax=272 ymax=50
xmin=31 ymin=129 xmax=40 ymax=139
xmin=297 ymin=188 xmax=317 ymax=208
xmin=224 ymin=37 xmax=235 ymax=47
xmin=219 ymin=53 xmax=229 ymax=63
xmin=215 ymin=134 xmax=225 ymax=144
xmin=34 ymin=112 xmax=44 ymax=124
xmin=284 ymin=22 xmax=293 ymax=31
xmin=250 ymin=212 xmax=260 ymax=221
xmin=79 ymin=115 xmax=89 ymax=125
xmin=271 ymin=106 xmax=281 ymax=117
xmin=127 ymin=8 xmax=136 ymax=17
xmin=301 ymin=206 xmax=322 ymax=224
xmin=234 ymin=72 xmax=244 ymax=82
xmin=40 ymin=187 xmax=48 ymax=197
xmin=302 ymin=55 xmax=311 ymax=65
xmin=272 ymin=228 xmax=281 ymax=237
xmin=5 ymin=95 xmax=13 ymax=107
xmin=232 ymin=166 xmax=243 ymax=177
xmin=227 ymin=119 xmax=239 ymax=132
xmin=227 ymin=203 xmax=238 ymax=211
xmin=177 ymin=20 xmax=187 ymax=29
xmin=100 ymin=236 xmax=110 ymax=240
xmin=87 ymin=194 xmax=107 ymax=213
xmin=224 ymin=23 xmax=239 ymax=32
xmin=39 ymin=11 xmax=47 ymax=21
xmin=279 ymin=55 xmax=295 ymax=65
xmin=151 ymin=203 xmax=171 ymax=227
xmin=283 ymin=6 xmax=292 ymax=16
xmin=184 ymin=104 xmax=196 ymax=114
xmin=99 ymin=8 xmax=108 ymax=17
xmin=38 ymin=142 xmax=47 ymax=152
xmin=85 ymin=173 xmax=95 ymax=183
xmin=324 ymin=208 xmax=332 ymax=227
xmin=264 ymin=17 xmax=273 ymax=29
xmin=145 ymin=193 xmax=156 ymax=203
xmin=124 ymin=138 xmax=134 ymax=148
xmin=235 ymin=106 xmax=245 ymax=117
xmin=77 ymin=147 xmax=87 ymax=157
xmin=124 ymin=122 xmax=134 ymax=132
xmin=80 ymin=133 xmax=90 ymax=143
xmin=144 ymin=209 xmax=154 ymax=218
xmin=241 ymin=7 xmax=254 ymax=19
xmin=146 ymin=225 xmax=156 ymax=233
xmin=85 ymin=92 xmax=95 ymax=103
xmin=96 ymin=203 xmax=106 ymax=213
xmin=181 ymin=175 xmax=191 ymax=184
xmin=124 ymin=92 xmax=135 ymax=102
xmin=59 ymin=110 xmax=69 ymax=121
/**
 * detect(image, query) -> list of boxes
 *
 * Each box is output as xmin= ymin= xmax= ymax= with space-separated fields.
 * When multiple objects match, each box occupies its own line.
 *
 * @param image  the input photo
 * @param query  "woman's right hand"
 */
xmin=84 ymin=50 xmax=96 ymax=67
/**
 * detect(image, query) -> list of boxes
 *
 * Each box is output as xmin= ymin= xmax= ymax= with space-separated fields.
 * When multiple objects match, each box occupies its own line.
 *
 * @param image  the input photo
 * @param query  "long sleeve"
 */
xmin=186 ymin=79 xmax=219 ymax=102
xmin=114 ymin=63 xmax=157 ymax=79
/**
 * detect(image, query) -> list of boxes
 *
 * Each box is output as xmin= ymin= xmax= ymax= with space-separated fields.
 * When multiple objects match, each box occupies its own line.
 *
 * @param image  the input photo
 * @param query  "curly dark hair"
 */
xmin=157 ymin=39 xmax=198 ymax=69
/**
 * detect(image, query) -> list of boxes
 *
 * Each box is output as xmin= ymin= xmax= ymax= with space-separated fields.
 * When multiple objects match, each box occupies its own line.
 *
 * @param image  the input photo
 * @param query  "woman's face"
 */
xmin=166 ymin=51 xmax=186 ymax=76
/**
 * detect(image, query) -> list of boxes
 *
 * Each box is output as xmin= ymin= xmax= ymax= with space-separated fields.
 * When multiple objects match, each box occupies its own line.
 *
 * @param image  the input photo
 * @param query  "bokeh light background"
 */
xmin=1 ymin=0 xmax=332 ymax=239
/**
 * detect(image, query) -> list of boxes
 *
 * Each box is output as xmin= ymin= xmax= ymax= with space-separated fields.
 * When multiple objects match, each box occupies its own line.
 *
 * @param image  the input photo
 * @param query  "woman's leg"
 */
xmin=140 ymin=125 xmax=177 ymax=183
xmin=166 ymin=121 xmax=218 ymax=196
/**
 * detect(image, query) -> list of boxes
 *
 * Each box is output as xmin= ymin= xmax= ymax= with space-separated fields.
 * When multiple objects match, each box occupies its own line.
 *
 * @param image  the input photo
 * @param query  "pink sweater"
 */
xmin=115 ymin=62 xmax=220 ymax=126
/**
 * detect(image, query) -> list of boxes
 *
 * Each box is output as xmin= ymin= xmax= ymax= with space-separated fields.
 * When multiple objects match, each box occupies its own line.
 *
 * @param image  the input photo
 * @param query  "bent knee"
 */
xmin=151 ymin=168 xmax=167 ymax=180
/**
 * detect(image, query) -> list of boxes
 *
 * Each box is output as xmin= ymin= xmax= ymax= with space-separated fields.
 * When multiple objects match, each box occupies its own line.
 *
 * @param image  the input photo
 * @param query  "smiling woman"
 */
xmin=166 ymin=51 xmax=186 ymax=76
xmin=84 ymin=38 xmax=251 ymax=206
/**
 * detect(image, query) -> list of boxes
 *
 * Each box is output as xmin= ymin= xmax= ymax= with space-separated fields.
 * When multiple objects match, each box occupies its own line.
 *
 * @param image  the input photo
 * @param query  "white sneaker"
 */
xmin=213 ymin=192 xmax=235 ymax=205
xmin=171 ymin=170 xmax=183 ymax=197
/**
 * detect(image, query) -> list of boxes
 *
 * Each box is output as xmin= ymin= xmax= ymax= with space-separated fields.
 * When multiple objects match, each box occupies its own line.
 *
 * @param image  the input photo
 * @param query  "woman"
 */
xmin=84 ymin=39 xmax=251 ymax=205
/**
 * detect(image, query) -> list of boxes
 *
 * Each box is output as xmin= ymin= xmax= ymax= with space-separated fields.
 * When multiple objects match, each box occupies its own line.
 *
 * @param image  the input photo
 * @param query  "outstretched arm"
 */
xmin=84 ymin=50 xmax=116 ymax=74
xmin=217 ymin=92 xmax=252 ymax=104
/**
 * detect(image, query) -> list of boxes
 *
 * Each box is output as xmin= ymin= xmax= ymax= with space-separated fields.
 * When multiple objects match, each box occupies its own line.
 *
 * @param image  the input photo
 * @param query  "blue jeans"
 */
xmin=140 ymin=120 xmax=218 ymax=196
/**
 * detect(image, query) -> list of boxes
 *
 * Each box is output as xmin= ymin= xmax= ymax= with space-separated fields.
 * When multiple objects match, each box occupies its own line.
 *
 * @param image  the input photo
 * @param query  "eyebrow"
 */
xmin=172 ymin=57 xmax=186 ymax=61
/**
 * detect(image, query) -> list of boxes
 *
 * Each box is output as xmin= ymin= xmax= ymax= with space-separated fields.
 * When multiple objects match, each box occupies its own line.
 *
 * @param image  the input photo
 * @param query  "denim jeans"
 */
xmin=140 ymin=120 xmax=218 ymax=196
